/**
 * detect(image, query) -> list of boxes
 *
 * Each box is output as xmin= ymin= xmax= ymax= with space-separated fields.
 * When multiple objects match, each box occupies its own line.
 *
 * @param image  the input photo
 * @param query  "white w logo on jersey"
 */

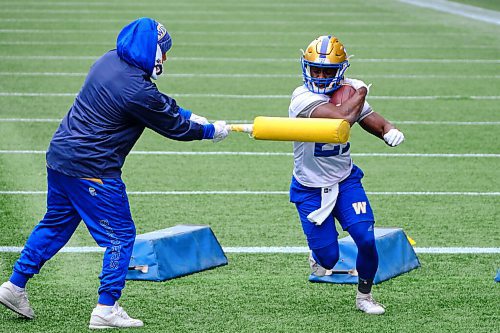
xmin=352 ymin=201 xmax=367 ymax=215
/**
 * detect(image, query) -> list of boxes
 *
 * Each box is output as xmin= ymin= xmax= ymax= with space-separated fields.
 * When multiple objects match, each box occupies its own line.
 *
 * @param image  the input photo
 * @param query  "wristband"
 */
xmin=202 ymin=124 xmax=215 ymax=139
xmin=178 ymin=107 xmax=192 ymax=120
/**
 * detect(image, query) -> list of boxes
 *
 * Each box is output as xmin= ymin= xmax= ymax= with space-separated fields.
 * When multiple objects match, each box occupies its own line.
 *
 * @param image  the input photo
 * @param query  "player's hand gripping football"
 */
xmin=383 ymin=128 xmax=405 ymax=147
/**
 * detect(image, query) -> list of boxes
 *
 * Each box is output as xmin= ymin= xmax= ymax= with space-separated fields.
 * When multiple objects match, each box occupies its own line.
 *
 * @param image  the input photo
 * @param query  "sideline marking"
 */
xmin=400 ymin=0 xmax=500 ymax=25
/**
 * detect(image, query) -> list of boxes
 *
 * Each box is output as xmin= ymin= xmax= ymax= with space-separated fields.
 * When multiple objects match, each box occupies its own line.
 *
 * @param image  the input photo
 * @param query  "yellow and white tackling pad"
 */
xmin=230 ymin=117 xmax=350 ymax=144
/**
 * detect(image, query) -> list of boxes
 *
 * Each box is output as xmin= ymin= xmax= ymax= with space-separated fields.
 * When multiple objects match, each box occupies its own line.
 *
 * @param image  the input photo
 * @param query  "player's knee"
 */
xmin=312 ymin=244 xmax=339 ymax=269
xmin=357 ymin=235 xmax=376 ymax=253
xmin=348 ymin=222 xmax=377 ymax=253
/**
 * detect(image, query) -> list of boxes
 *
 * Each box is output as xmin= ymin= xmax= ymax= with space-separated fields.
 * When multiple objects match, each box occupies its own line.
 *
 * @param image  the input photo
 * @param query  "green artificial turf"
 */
xmin=0 ymin=0 xmax=498 ymax=332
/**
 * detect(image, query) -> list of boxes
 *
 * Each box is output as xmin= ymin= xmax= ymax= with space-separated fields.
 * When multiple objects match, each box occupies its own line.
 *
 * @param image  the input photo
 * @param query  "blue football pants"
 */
xmin=12 ymin=168 xmax=136 ymax=305
xmin=309 ymin=222 xmax=378 ymax=280
xmin=291 ymin=165 xmax=379 ymax=280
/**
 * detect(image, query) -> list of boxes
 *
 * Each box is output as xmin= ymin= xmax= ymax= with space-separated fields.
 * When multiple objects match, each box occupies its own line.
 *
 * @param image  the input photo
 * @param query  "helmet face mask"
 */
xmin=301 ymin=35 xmax=349 ymax=94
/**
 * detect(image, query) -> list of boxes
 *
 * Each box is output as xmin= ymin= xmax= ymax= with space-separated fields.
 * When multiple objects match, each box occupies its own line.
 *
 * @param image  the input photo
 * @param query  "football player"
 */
xmin=289 ymin=35 xmax=405 ymax=315
xmin=0 ymin=18 xmax=229 ymax=329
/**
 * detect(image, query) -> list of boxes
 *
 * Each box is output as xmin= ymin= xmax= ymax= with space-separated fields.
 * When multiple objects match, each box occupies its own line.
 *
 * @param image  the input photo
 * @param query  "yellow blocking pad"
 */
xmin=234 ymin=117 xmax=350 ymax=144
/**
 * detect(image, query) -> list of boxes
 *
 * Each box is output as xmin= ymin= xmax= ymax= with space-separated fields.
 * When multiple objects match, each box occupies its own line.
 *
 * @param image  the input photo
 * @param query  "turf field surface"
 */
xmin=0 ymin=0 xmax=499 ymax=332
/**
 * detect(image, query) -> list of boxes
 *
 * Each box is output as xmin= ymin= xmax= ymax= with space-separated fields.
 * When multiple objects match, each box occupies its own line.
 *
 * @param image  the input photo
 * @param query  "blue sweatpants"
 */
xmin=12 ymin=168 xmax=136 ymax=305
xmin=290 ymin=165 xmax=379 ymax=280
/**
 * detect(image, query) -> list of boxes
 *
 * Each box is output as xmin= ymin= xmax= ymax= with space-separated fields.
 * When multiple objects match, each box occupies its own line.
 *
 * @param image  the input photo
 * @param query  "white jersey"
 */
xmin=289 ymin=78 xmax=373 ymax=188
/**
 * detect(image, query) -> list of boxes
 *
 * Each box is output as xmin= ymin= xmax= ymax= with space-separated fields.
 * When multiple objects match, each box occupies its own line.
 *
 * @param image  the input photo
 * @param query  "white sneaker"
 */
xmin=89 ymin=302 xmax=144 ymax=329
xmin=356 ymin=291 xmax=385 ymax=315
xmin=0 ymin=281 xmax=35 ymax=319
xmin=308 ymin=252 xmax=329 ymax=276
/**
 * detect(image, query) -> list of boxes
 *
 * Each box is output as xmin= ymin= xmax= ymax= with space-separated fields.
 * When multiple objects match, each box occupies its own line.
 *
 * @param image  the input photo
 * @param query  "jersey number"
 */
xmin=314 ymin=143 xmax=350 ymax=157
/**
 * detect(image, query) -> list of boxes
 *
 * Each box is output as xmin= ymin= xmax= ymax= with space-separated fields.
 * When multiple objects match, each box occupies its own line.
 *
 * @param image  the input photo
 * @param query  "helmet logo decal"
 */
xmin=157 ymin=23 xmax=167 ymax=41
xmin=318 ymin=36 xmax=330 ymax=59
xmin=156 ymin=22 xmax=172 ymax=54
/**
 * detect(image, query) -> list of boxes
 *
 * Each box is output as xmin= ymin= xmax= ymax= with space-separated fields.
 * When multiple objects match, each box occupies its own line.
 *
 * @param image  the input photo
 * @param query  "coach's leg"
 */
xmin=0 ymin=168 xmax=81 ymax=319
xmin=66 ymin=177 xmax=143 ymax=329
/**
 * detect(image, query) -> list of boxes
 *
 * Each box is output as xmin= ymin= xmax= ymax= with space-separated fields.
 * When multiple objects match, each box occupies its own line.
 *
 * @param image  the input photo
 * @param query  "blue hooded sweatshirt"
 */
xmin=46 ymin=18 xmax=208 ymax=178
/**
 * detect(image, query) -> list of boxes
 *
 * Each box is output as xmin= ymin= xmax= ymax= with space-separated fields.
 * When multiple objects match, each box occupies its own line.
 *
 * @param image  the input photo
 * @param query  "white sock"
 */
xmin=8 ymin=281 xmax=25 ymax=293
xmin=94 ymin=304 xmax=113 ymax=315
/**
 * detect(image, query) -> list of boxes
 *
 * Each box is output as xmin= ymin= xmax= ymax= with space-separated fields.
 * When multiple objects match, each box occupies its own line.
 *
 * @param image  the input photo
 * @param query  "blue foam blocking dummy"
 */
xmin=126 ymin=225 xmax=227 ymax=281
xmin=309 ymin=228 xmax=420 ymax=284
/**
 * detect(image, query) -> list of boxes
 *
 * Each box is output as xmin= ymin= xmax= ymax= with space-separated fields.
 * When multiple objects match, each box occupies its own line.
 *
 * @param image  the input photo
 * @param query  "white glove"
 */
xmin=189 ymin=113 xmax=209 ymax=125
xmin=212 ymin=121 xmax=230 ymax=143
xmin=383 ymin=128 xmax=405 ymax=147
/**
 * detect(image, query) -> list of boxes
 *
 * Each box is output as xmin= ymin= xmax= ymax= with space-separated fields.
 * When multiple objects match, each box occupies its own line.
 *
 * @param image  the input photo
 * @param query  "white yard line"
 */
xmin=1 ymin=119 xmax=499 ymax=126
xmin=0 ymin=2 xmax=420 ymax=9
xmin=400 ymin=0 xmax=500 ymax=25
xmin=1 ymin=92 xmax=499 ymax=100
xmin=1 ymin=55 xmax=499 ymax=64
xmin=391 ymin=121 xmax=500 ymax=125
xmin=0 ymin=246 xmax=498 ymax=254
xmin=0 ymin=10 xmax=228 ymax=16
xmin=0 ymin=18 xmax=443 ymax=26
xmin=0 ymin=191 xmax=499 ymax=196
xmin=0 ymin=29 xmax=495 ymax=36
xmin=1 ymin=41 xmax=499 ymax=50
xmin=0 ymin=118 xmax=62 ymax=122
xmin=224 ymin=247 xmax=500 ymax=254
xmin=0 ymin=3 xmax=387 ymax=14
xmin=0 ymin=150 xmax=499 ymax=158
xmin=0 ymin=72 xmax=499 ymax=79
xmin=0 ymin=72 xmax=88 ymax=77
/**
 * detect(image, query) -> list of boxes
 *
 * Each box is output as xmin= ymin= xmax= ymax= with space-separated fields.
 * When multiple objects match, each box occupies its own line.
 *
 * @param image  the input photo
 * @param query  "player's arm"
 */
xmin=359 ymin=112 xmax=405 ymax=147
xmin=310 ymin=87 xmax=367 ymax=125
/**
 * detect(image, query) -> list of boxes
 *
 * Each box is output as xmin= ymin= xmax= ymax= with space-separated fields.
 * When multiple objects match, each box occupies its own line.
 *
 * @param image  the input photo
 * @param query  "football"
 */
xmin=330 ymin=85 xmax=356 ymax=106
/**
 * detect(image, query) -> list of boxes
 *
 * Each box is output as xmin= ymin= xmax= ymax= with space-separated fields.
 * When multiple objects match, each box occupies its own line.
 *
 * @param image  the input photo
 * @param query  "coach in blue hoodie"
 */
xmin=0 ymin=18 xmax=229 ymax=329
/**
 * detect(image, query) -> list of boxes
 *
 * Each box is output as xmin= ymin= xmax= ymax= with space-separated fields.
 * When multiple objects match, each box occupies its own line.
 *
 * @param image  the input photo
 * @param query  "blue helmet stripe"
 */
xmin=319 ymin=36 xmax=330 ymax=59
